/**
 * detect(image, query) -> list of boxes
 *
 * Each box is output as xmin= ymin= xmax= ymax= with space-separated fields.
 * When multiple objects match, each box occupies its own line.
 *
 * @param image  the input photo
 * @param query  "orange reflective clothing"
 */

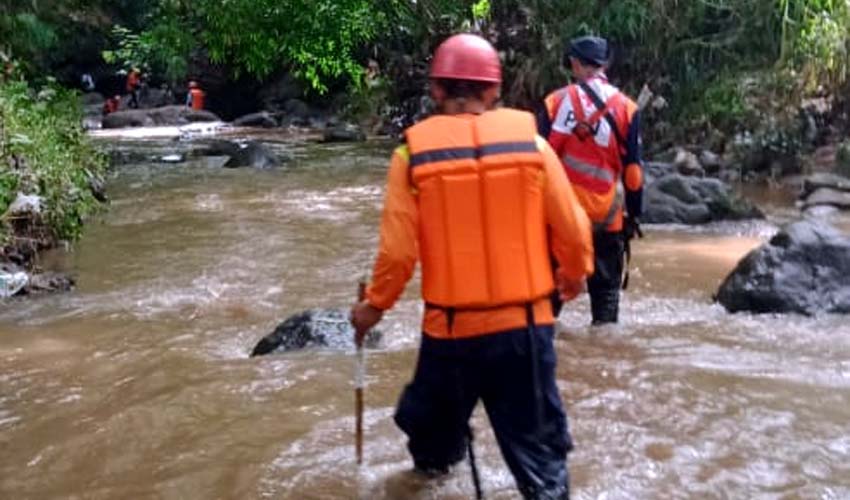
xmin=544 ymin=79 xmax=639 ymax=232
xmin=366 ymin=109 xmax=594 ymax=339
xmin=189 ymin=88 xmax=205 ymax=110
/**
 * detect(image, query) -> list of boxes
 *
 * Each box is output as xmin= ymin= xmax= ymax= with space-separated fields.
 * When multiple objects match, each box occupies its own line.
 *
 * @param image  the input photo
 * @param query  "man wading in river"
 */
xmin=350 ymin=33 xmax=594 ymax=499
xmin=537 ymin=36 xmax=644 ymax=325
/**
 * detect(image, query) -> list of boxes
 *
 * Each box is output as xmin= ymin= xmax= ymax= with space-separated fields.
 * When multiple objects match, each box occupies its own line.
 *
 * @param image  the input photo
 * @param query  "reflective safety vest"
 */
xmin=404 ymin=108 xmax=554 ymax=309
xmin=546 ymin=82 xmax=629 ymax=227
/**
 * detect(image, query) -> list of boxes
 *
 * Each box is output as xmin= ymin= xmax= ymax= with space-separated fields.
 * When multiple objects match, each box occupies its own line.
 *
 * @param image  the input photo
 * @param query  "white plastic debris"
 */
xmin=6 ymin=193 xmax=43 ymax=215
xmin=0 ymin=271 xmax=28 ymax=298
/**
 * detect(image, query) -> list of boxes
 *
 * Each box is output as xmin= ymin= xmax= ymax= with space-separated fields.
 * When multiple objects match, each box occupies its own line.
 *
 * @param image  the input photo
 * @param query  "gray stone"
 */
xmin=643 ymin=174 xmax=764 ymax=224
xmin=802 ymin=173 xmax=850 ymax=197
xmin=803 ymin=188 xmax=850 ymax=210
xmin=250 ymin=308 xmax=382 ymax=356
xmin=716 ymin=220 xmax=850 ymax=315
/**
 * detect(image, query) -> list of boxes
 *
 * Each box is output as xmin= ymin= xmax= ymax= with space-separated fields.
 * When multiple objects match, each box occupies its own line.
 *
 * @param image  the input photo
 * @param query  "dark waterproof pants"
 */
xmin=587 ymin=230 xmax=624 ymax=324
xmin=394 ymin=326 xmax=572 ymax=499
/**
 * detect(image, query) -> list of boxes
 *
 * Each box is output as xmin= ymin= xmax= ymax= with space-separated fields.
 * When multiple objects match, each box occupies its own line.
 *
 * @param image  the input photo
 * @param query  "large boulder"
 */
xmin=250 ymin=308 xmax=382 ymax=356
xmin=716 ymin=220 xmax=850 ymax=315
xmin=643 ymin=173 xmax=764 ymax=224
xmin=102 ymin=105 xmax=220 ymax=129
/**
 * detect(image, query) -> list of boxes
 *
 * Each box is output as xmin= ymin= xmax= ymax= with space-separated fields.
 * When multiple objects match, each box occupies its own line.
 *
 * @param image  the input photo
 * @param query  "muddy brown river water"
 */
xmin=1 ymin=132 xmax=849 ymax=499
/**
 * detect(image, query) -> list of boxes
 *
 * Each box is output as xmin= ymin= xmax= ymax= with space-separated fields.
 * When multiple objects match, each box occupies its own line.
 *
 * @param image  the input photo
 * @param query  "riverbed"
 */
xmin=1 ymin=131 xmax=849 ymax=499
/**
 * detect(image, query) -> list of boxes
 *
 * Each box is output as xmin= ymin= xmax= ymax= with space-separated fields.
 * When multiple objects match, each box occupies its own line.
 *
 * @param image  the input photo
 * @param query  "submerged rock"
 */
xmin=223 ymin=142 xmax=281 ymax=169
xmin=643 ymin=173 xmax=764 ymax=224
xmin=322 ymin=123 xmax=366 ymax=143
xmin=250 ymin=308 xmax=382 ymax=356
xmin=716 ymin=220 xmax=850 ymax=315
xmin=102 ymin=106 xmax=220 ymax=129
xmin=23 ymin=272 xmax=75 ymax=295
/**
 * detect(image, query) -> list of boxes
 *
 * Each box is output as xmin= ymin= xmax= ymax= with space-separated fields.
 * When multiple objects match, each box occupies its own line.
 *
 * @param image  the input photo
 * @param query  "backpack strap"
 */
xmin=578 ymin=81 xmax=627 ymax=152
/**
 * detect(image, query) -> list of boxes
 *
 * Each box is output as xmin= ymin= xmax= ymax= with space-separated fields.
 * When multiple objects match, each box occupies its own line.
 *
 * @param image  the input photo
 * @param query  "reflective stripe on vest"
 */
xmin=410 ymin=141 xmax=538 ymax=169
xmin=404 ymin=109 xmax=554 ymax=309
xmin=561 ymin=153 xmax=615 ymax=184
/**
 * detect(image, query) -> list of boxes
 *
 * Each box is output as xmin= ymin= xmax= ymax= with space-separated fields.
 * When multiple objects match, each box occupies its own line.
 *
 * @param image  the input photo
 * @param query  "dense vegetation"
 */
xmin=0 ymin=72 xmax=105 ymax=264
xmin=3 ymin=1 xmax=848 ymax=117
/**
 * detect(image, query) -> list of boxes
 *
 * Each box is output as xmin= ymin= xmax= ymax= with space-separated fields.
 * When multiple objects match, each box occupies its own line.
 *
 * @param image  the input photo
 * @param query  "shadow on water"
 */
xmin=1 ymin=131 xmax=850 ymax=498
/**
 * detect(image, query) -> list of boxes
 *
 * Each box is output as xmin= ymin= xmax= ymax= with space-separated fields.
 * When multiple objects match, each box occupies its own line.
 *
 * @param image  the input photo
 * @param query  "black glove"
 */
xmin=624 ymin=216 xmax=643 ymax=241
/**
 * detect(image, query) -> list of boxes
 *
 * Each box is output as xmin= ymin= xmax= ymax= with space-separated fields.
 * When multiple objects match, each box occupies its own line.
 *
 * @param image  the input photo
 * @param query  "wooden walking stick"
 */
xmin=355 ymin=281 xmax=367 ymax=465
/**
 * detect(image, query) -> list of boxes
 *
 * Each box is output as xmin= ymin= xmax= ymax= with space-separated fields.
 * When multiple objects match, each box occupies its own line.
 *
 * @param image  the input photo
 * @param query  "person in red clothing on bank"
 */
xmin=186 ymin=80 xmax=205 ymax=110
xmin=537 ymin=36 xmax=644 ymax=325
xmin=350 ymin=33 xmax=593 ymax=499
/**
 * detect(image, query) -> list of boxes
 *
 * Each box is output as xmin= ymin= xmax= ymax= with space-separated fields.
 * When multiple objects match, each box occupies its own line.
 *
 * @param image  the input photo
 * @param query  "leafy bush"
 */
xmin=0 ymin=76 xmax=106 ymax=253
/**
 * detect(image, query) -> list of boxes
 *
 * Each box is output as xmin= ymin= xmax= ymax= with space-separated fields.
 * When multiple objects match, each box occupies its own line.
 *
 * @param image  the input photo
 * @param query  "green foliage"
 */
xmin=102 ymin=20 xmax=192 ymax=82
xmin=0 ymin=77 xmax=106 ymax=247
xmin=677 ymin=75 xmax=752 ymax=131
xmin=202 ymin=0 xmax=382 ymax=92
xmin=0 ymin=11 xmax=59 ymax=75
xmin=471 ymin=0 xmax=492 ymax=23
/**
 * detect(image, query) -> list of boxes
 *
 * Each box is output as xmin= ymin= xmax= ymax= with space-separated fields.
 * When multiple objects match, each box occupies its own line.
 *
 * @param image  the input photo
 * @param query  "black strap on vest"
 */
xmin=578 ymin=81 xmax=626 ymax=151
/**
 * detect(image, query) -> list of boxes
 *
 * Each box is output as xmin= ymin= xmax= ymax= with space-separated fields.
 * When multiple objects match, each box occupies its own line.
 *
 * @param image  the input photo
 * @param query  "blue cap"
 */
xmin=567 ymin=36 xmax=610 ymax=67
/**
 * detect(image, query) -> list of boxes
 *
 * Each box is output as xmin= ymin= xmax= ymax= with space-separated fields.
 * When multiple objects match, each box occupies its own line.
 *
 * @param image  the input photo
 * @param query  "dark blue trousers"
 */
xmin=394 ymin=326 xmax=572 ymax=499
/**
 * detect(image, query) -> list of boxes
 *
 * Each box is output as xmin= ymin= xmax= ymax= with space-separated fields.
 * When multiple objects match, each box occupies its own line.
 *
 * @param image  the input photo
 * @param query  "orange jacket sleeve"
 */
xmin=365 ymin=146 xmax=419 ymax=310
xmin=538 ymin=136 xmax=595 ymax=281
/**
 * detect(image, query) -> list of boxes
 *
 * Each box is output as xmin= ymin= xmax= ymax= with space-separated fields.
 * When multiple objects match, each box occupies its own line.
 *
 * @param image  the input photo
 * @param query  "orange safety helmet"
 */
xmin=430 ymin=34 xmax=501 ymax=83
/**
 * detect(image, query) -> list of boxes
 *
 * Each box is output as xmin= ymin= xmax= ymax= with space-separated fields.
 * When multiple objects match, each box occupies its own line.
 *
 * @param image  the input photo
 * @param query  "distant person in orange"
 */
xmin=102 ymin=95 xmax=120 ymax=115
xmin=186 ymin=80 xmax=205 ymax=110
xmin=126 ymin=68 xmax=141 ymax=109
xmin=537 ymin=36 xmax=644 ymax=325
xmin=350 ymin=33 xmax=593 ymax=499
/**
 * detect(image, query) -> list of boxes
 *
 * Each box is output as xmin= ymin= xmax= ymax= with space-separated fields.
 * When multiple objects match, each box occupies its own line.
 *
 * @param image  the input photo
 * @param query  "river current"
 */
xmin=1 ymin=131 xmax=849 ymax=499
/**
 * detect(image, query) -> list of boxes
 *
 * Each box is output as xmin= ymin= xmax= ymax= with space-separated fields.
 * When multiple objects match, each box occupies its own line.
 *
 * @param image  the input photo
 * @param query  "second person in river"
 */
xmin=351 ymin=33 xmax=594 ymax=499
xmin=538 ymin=36 xmax=645 ymax=325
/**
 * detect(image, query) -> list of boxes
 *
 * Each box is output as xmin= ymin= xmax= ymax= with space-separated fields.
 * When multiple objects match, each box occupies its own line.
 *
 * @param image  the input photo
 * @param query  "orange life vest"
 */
xmin=546 ymin=81 xmax=631 ymax=227
xmin=189 ymin=89 xmax=205 ymax=110
xmin=405 ymin=108 xmax=554 ymax=309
